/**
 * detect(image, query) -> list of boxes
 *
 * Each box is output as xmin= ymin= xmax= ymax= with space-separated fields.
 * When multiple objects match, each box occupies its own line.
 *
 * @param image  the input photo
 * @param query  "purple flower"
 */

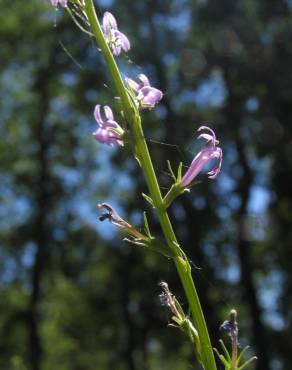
xmin=93 ymin=105 xmax=124 ymax=147
xmin=102 ymin=12 xmax=130 ymax=56
xmin=126 ymin=74 xmax=163 ymax=109
xmin=181 ymin=126 xmax=222 ymax=187
xmin=50 ymin=0 xmax=68 ymax=7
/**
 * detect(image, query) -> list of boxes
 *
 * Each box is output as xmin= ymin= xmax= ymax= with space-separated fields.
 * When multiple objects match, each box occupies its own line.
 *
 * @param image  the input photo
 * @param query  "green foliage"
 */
xmin=214 ymin=340 xmax=257 ymax=370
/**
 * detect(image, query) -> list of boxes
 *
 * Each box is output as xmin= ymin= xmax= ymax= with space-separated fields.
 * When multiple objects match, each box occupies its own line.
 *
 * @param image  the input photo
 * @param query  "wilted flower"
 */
xmin=102 ymin=12 xmax=130 ymax=56
xmin=159 ymin=282 xmax=181 ymax=318
xmin=98 ymin=203 xmax=147 ymax=240
xmin=181 ymin=126 xmax=222 ymax=187
xmin=93 ymin=105 xmax=124 ymax=146
xmin=50 ymin=0 xmax=68 ymax=7
xmin=220 ymin=309 xmax=239 ymax=344
xmin=126 ymin=74 xmax=163 ymax=109
xmin=215 ymin=309 xmax=257 ymax=370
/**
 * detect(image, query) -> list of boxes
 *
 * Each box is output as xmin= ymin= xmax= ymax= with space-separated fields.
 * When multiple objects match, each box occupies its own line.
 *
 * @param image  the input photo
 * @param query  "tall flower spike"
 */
xmin=102 ymin=12 xmax=130 ymax=56
xmin=93 ymin=104 xmax=124 ymax=147
xmin=126 ymin=74 xmax=163 ymax=109
xmin=181 ymin=126 xmax=222 ymax=187
xmin=50 ymin=0 xmax=68 ymax=7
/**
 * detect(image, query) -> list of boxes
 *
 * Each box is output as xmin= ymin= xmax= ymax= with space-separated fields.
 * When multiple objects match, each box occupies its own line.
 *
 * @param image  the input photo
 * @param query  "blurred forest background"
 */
xmin=1 ymin=0 xmax=292 ymax=369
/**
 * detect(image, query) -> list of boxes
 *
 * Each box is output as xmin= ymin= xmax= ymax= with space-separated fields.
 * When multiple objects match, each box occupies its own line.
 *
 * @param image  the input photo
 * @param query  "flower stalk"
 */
xmin=84 ymin=1 xmax=217 ymax=369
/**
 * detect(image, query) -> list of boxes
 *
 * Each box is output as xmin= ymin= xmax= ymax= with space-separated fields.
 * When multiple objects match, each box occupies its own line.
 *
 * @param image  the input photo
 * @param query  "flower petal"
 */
xmin=126 ymin=78 xmax=140 ymax=92
xmin=198 ymin=126 xmax=219 ymax=145
xmin=104 ymin=105 xmax=114 ymax=121
xmin=198 ymin=133 xmax=214 ymax=142
xmin=94 ymin=127 xmax=109 ymax=144
xmin=94 ymin=105 xmax=103 ymax=125
xmin=138 ymin=74 xmax=150 ymax=87
xmin=116 ymin=30 xmax=131 ymax=52
xmin=181 ymin=127 xmax=222 ymax=186
xmin=181 ymin=152 xmax=206 ymax=187
xmin=126 ymin=74 xmax=162 ymax=109
xmin=94 ymin=127 xmax=123 ymax=146
xmin=102 ymin=12 xmax=118 ymax=35
xmin=51 ymin=0 xmax=67 ymax=6
xmin=112 ymin=44 xmax=122 ymax=56
xmin=140 ymin=86 xmax=163 ymax=105
xmin=207 ymin=148 xmax=222 ymax=178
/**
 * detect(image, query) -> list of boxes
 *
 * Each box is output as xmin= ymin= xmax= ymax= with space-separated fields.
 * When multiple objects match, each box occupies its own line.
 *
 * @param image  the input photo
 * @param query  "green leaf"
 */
xmin=219 ymin=339 xmax=231 ymax=362
xmin=177 ymin=162 xmax=183 ymax=182
xmin=236 ymin=346 xmax=250 ymax=366
xmin=167 ymin=160 xmax=176 ymax=181
xmin=142 ymin=193 xmax=154 ymax=206
xmin=214 ymin=348 xmax=230 ymax=369
xmin=238 ymin=356 xmax=257 ymax=370
xmin=143 ymin=211 xmax=152 ymax=238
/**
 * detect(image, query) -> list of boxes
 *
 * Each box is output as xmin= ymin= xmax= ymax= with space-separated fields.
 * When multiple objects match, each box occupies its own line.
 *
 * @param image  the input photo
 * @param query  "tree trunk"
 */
xmin=29 ymin=54 xmax=55 ymax=370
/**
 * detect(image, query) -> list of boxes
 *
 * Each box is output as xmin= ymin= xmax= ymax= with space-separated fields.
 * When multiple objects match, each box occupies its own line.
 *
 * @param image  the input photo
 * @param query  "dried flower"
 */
xmin=93 ymin=105 xmax=124 ymax=146
xmin=102 ymin=12 xmax=130 ymax=56
xmin=181 ymin=126 xmax=222 ymax=187
xmin=220 ymin=309 xmax=239 ymax=344
xmin=159 ymin=281 xmax=181 ymax=318
xmin=158 ymin=281 xmax=202 ymax=364
xmin=126 ymin=74 xmax=163 ymax=109
xmin=50 ymin=0 xmax=68 ymax=7
xmin=220 ymin=309 xmax=239 ymax=368
xmin=98 ymin=203 xmax=146 ymax=240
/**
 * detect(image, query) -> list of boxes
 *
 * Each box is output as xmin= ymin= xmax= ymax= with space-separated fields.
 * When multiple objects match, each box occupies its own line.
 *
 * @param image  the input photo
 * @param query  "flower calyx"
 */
xmin=162 ymin=161 xmax=189 ymax=209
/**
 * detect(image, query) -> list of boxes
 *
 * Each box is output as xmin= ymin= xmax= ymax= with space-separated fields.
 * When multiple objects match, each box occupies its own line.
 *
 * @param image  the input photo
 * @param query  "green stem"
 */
xmin=84 ymin=2 xmax=217 ymax=369
xmin=82 ymin=0 xmax=133 ymax=120
xmin=163 ymin=183 xmax=185 ymax=209
xmin=231 ymin=339 xmax=238 ymax=370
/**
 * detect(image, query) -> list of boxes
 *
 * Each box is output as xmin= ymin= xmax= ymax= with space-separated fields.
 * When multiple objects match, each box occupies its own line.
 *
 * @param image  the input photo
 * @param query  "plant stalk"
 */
xmin=84 ymin=1 xmax=217 ymax=369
